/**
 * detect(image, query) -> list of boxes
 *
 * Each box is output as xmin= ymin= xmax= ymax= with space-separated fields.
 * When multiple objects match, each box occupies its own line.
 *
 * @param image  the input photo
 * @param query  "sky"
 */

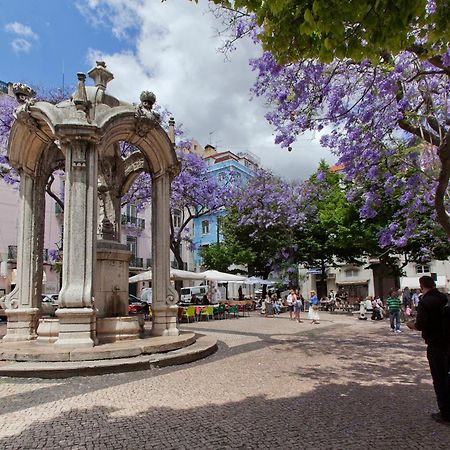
xmin=0 ymin=0 xmax=335 ymax=180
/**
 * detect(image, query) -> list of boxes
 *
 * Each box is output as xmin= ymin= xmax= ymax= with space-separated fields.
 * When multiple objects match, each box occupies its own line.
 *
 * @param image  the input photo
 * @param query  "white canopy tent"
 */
xmin=129 ymin=268 xmax=204 ymax=283
xmin=245 ymin=276 xmax=274 ymax=285
xmin=129 ymin=269 xmax=247 ymax=284
xmin=200 ymin=270 xmax=247 ymax=283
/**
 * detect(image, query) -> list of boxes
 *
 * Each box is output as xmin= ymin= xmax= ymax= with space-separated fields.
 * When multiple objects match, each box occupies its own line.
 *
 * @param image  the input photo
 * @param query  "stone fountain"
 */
xmin=2 ymin=62 xmax=181 ymax=348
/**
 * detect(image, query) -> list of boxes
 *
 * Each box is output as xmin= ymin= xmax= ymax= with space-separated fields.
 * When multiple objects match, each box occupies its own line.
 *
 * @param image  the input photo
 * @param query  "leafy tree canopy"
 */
xmin=208 ymin=0 xmax=450 ymax=64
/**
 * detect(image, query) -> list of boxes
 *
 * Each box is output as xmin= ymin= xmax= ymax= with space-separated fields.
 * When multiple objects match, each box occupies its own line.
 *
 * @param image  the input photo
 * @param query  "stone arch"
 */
xmin=97 ymin=109 xmax=179 ymax=177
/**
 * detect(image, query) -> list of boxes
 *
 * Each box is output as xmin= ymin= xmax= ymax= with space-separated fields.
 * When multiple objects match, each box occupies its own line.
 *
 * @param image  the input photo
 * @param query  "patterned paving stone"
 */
xmin=0 ymin=312 xmax=449 ymax=449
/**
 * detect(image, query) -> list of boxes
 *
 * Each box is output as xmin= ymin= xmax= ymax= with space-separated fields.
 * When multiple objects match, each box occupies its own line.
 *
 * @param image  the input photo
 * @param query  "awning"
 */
xmin=336 ymin=280 xmax=369 ymax=285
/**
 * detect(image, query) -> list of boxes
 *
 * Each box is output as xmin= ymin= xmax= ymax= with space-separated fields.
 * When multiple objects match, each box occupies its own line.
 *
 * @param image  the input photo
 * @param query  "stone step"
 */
xmin=0 ymin=335 xmax=217 ymax=378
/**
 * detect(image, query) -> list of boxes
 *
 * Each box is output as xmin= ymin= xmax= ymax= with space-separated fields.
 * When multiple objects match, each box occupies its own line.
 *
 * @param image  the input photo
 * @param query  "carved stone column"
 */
xmin=55 ymin=137 xmax=98 ymax=347
xmin=151 ymin=172 xmax=179 ymax=336
xmin=3 ymin=171 xmax=44 ymax=342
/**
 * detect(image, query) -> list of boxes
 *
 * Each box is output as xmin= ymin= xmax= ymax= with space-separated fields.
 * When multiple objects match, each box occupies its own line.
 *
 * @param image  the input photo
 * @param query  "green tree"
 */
xmin=207 ymin=0 xmax=450 ymax=64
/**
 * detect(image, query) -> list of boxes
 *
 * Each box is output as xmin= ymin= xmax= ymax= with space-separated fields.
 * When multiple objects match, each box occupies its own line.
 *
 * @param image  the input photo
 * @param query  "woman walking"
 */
xmin=308 ymin=290 xmax=320 ymax=324
xmin=294 ymin=290 xmax=303 ymax=323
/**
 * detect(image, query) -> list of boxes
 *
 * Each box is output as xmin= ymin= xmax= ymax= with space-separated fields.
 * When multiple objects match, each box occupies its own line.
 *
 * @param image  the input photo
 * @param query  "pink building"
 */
xmin=0 ymin=181 xmax=62 ymax=296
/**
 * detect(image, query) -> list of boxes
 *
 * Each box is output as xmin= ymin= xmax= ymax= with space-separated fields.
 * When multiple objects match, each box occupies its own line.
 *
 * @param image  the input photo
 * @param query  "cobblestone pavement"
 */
xmin=0 ymin=312 xmax=449 ymax=449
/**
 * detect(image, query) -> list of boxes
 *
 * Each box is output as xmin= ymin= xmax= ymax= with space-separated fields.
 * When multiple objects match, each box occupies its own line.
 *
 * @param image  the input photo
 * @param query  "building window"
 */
xmin=126 ymin=236 xmax=138 ymax=258
xmin=201 ymin=220 xmax=210 ymax=235
xmin=126 ymin=204 xmax=137 ymax=218
xmin=173 ymin=209 xmax=182 ymax=228
xmin=345 ymin=268 xmax=359 ymax=278
xmin=217 ymin=216 xmax=224 ymax=234
xmin=416 ymin=264 xmax=431 ymax=274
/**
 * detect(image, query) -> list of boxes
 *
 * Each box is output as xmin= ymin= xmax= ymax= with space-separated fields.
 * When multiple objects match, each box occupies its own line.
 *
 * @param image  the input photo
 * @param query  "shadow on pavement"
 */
xmin=0 ymin=380 xmax=448 ymax=450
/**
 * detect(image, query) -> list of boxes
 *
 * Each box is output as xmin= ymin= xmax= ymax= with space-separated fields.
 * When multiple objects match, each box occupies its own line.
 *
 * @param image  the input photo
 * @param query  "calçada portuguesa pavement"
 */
xmin=0 ymin=311 xmax=449 ymax=449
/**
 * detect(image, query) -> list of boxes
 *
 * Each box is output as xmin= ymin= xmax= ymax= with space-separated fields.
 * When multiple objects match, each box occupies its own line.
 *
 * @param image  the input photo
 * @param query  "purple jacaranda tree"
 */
xmin=221 ymin=168 xmax=306 ymax=284
xmin=0 ymin=87 xmax=69 ymax=205
xmin=119 ymin=139 xmax=240 ymax=270
xmin=204 ymin=2 xmax=450 ymax=255
xmin=169 ymin=150 xmax=240 ymax=269
xmin=0 ymin=94 xmax=19 ymax=184
xmin=250 ymin=49 xmax=449 ymax=246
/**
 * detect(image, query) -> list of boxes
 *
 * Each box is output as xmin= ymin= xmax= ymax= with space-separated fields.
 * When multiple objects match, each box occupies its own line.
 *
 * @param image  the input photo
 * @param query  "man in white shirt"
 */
xmin=286 ymin=290 xmax=294 ymax=320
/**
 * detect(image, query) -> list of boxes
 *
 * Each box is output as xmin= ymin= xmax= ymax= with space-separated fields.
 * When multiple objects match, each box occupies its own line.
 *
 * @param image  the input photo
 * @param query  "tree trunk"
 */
xmin=170 ymin=241 xmax=185 ymax=298
xmin=436 ymin=134 xmax=450 ymax=237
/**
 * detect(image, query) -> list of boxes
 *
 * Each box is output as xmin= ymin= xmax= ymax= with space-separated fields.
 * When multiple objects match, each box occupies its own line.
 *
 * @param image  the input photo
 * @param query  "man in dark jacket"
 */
xmin=407 ymin=276 xmax=450 ymax=425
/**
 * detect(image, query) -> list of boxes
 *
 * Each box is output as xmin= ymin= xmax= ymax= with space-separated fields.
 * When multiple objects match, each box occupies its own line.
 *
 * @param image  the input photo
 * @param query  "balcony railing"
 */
xmin=130 ymin=257 xmax=144 ymax=268
xmin=55 ymin=203 xmax=63 ymax=214
xmin=7 ymin=245 xmax=49 ymax=262
xmin=146 ymin=258 xmax=152 ymax=269
xmin=121 ymin=214 xmax=145 ymax=229
xmin=7 ymin=245 xmax=17 ymax=261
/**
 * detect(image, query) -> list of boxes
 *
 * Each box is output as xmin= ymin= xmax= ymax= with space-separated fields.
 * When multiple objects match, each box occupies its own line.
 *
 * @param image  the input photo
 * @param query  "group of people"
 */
xmin=262 ymin=289 xmax=321 ymax=324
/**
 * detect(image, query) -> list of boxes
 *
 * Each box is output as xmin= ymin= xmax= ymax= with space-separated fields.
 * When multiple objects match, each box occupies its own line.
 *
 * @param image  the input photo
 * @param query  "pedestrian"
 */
xmin=308 ymin=290 xmax=320 ymax=324
xmin=412 ymin=289 xmax=420 ymax=311
xmin=402 ymin=286 xmax=412 ymax=309
xmin=238 ymin=285 xmax=244 ymax=301
xmin=406 ymin=276 xmax=450 ymax=425
xmin=294 ymin=290 xmax=303 ymax=323
xmin=386 ymin=288 xmax=402 ymax=333
xmin=265 ymin=294 xmax=274 ymax=318
xmin=286 ymin=290 xmax=294 ymax=320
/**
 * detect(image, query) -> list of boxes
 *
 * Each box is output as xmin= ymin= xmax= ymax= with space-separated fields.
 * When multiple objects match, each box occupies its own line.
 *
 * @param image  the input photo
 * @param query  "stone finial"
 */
xmin=72 ymin=73 xmax=90 ymax=116
xmin=168 ymin=117 xmax=175 ymax=144
xmin=88 ymin=61 xmax=114 ymax=90
xmin=12 ymin=83 xmax=36 ymax=104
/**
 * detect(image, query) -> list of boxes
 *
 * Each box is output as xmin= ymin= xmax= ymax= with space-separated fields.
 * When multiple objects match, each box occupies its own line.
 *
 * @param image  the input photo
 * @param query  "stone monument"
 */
xmin=2 ymin=62 xmax=180 ymax=347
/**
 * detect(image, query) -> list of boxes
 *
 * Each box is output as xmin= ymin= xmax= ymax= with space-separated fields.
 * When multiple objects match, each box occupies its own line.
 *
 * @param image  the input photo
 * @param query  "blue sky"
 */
xmin=0 ymin=0 xmax=132 ymax=88
xmin=0 ymin=0 xmax=334 ymax=179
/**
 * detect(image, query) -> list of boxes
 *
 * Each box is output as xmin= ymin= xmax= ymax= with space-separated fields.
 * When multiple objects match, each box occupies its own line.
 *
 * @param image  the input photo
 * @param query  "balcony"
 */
xmin=121 ymin=214 xmax=145 ymax=229
xmin=55 ymin=203 xmax=63 ymax=215
xmin=146 ymin=258 xmax=152 ymax=269
xmin=7 ymin=245 xmax=17 ymax=261
xmin=7 ymin=245 xmax=49 ymax=262
xmin=130 ymin=257 xmax=144 ymax=268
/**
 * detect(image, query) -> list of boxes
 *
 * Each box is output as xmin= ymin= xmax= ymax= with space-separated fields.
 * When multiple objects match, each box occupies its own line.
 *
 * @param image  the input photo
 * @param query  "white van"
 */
xmin=180 ymin=285 xmax=208 ymax=303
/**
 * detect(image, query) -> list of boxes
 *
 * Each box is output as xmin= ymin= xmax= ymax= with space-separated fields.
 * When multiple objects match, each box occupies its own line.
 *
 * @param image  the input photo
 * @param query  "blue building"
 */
xmin=192 ymin=146 xmax=259 ymax=269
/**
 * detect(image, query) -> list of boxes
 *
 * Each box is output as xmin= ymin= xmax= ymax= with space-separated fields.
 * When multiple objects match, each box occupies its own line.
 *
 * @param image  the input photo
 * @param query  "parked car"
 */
xmin=0 ymin=303 xmax=6 ymax=321
xmin=128 ymin=294 xmax=149 ymax=316
xmin=41 ymin=294 xmax=59 ymax=317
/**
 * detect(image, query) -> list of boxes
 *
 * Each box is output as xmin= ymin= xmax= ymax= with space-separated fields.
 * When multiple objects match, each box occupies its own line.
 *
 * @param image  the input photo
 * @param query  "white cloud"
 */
xmin=11 ymin=38 xmax=33 ymax=53
xmin=79 ymin=0 xmax=335 ymax=180
xmin=5 ymin=21 xmax=38 ymax=38
xmin=5 ymin=21 xmax=38 ymax=53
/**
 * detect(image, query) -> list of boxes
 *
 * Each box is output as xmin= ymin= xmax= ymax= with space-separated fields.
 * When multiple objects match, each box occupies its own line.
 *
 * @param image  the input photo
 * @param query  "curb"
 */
xmin=0 ymin=336 xmax=217 ymax=378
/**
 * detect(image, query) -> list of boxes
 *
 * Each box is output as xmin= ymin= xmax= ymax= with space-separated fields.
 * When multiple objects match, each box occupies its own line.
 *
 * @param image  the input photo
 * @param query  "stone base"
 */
xmin=54 ymin=308 xmax=96 ymax=347
xmin=2 ymin=308 xmax=40 ymax=342
xmin=36 ymin=318 xmax=60 ymax=343
xmin=96 ymin=316 xmax=143 ymax=343
xmin=152 ymin=304 xmax=179 ymax=336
